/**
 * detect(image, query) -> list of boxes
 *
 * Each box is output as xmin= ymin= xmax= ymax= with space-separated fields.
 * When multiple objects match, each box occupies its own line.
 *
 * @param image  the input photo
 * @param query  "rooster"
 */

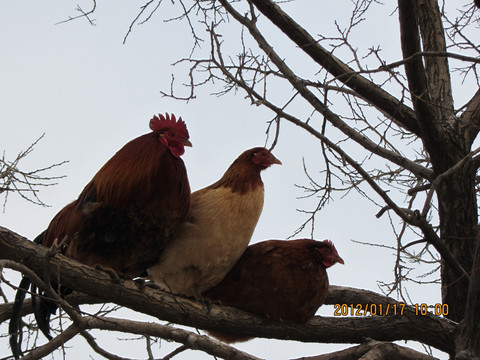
xmin=204 ymin=239 xmax=344 ymax=343
xmin=148 ymin=147 xmax=281 ymax=298
xmin=10 ymin=113 xmax=191 ymax=358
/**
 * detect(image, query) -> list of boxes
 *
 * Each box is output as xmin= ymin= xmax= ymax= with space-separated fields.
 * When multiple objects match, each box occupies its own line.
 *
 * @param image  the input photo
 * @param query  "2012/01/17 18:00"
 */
xmin=333 ymin=303 xmax=449 ymax=316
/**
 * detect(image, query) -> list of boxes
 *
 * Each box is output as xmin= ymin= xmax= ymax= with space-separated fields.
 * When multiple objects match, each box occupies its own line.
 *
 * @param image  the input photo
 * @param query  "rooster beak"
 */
xmin=182 ymin=138 xmax=193 ymax=147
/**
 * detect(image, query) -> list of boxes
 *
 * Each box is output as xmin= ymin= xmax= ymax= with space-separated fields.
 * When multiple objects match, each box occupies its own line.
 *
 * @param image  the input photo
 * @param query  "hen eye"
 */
xmin=261 ymin=151 xmax=267 ymax=156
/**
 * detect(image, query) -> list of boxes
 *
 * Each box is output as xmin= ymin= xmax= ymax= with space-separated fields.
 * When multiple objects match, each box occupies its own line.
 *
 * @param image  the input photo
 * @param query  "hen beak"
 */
xmin=335 ymin=255 xmax=345 ymax=265
xmin=182 ymin=138 xmax=193 ymax=147
xmin=271 ymin=155 xmax=282 ymax=165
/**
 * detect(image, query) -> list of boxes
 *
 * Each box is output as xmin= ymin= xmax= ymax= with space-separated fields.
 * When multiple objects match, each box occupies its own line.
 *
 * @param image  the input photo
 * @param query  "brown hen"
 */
xmin=204 ymin=239 xmax=344 ymax=343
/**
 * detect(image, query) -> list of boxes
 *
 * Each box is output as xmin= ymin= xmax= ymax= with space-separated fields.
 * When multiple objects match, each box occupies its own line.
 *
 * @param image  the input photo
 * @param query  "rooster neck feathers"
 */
xmin=83 ymin=132 xmax=186 ymax=208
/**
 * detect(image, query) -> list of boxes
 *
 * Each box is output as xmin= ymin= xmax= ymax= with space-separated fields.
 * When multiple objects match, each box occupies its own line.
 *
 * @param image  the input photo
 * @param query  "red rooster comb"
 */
xmin=149 ymin=113 xmax=189 ymax=139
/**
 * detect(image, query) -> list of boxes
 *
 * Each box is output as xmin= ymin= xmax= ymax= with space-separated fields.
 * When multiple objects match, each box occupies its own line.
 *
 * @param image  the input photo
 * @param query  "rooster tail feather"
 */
xmin=31 ymin=230 xmax=58 ymax=341
xmin=32 ymin=283 xmax=54 ymax=341
xmin=9 ymin=231 xmax=56 ymax=359
xmin=33 ymin=231 xmax=45 ymax=245
xmin=9 ymin=231 xmax=47 ymax=359
xmin=9 ymin=275 xmax=32 ymax=359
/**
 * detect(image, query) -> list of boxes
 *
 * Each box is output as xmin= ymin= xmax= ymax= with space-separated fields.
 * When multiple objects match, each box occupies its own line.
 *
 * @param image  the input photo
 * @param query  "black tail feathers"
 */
xmin=32 ymin=282 xmax=56 ymax=340
xmin=9 ymin=231 xmax=74 ymax=359
xmin=9 ymin=275 xmax=33 ymax=359
xmin=9 ymin=231 xmax=54 ymax=360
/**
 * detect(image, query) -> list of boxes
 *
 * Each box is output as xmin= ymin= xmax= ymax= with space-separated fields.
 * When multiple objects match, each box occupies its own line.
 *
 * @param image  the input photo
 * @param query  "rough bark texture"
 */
xmin=455 ymin=239 xmax=480 ymax=358
xmin=437 ymin=167 xmax=478 ymax=323
xmin=0 ymin=227 xmax=457 ymax=353
xmin=398 ymin=0 xmax=478 ymax=324
xmin=292 ymin=339 xmax=441 ymax=360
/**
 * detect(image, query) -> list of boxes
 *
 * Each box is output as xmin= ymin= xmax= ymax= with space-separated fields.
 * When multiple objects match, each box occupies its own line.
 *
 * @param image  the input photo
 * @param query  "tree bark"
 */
xmin=293 ymin=339 xmax=440 ymax=360
xmin=455 ymin=236 xmax=480 ymax=358
xmin=398 ymin=0 xmax=479 ymax=322
xmin=0 ymin=226 xmax=457 ymax=354
xmin=437 ymin=165 xmax=478 ymax=323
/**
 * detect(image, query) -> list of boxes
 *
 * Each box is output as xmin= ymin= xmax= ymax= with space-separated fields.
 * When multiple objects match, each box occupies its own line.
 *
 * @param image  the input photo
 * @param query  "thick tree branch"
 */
xmin=416 ymin=0 xmax=454 ymax=121
xmin=83 ymin=316 xmax=262 ymax=360
xmin=19 ymin=323 xmax=81 ymax=360
xmin=21 ymin=315 xmax=261 ymax=360
xmin=292 ymin=338 xmax=440 ymax=360
xmin=0 ymin=227 xmax=457 ymax=354
xmin=455 ymin=237 xmax=480 ymax=357
xmin=460 ymin=88 xmax=480 ymax=147
xmin=421 ymin=147 xmax=480 ymax=218
xmin=398 ymin=0 xmax=443 ymax=158
xmin=0 ymin=293 xmax=98 ymax=324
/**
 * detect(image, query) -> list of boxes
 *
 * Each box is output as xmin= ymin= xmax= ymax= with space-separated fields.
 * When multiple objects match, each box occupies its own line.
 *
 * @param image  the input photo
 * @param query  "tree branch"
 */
xmin=398 ymin=0 xmax=442 ymax=156
xmin=82 ymin=316 xmax=262 ymax=360
xmin=0 ymin=134 xmax=68 ymax=210
xmin=460 ymin=88 xmax=480 ymax=147
xmin=0 ymin=227 xmax=457 ymax=354
xmin=292 ymin=338 xmax=440 ymax=360
xmin=416 ymin=0 xmax=454 ymax=121
xmin=455 ymin=232 xmax=480 ymax=357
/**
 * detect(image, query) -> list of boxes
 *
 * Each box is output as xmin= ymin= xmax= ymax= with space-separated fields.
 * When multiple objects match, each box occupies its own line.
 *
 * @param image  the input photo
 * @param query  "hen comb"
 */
xmin=149 ymin=113 xmax=189 ymax=139
xmin=322 ymin=239 xmax=336 ymax=251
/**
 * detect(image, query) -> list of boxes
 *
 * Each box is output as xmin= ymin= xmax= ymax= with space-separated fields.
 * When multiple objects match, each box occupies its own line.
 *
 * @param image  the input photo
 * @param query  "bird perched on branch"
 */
xmin=148 ymin=147 xmax=281 ymax=298
xmin=204 ymin=239 xmax=344 ymax=343
xmin=10 ymin=113 xmax=192 ymax=359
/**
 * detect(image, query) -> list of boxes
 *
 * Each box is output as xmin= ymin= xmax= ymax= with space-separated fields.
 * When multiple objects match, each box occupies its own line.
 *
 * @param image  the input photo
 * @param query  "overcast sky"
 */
xmin=0 ymin=1 xmax=450 ymax=359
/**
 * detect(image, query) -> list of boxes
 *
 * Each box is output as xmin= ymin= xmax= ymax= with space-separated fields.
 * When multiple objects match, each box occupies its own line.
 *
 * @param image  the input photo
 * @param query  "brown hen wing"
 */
xmin=204 ymin=239 xmax=331 ymax=343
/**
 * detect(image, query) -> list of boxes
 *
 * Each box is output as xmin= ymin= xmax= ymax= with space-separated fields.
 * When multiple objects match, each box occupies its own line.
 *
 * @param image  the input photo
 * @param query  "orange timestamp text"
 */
xmin=333 ymin=303 xmax=449 ymax=316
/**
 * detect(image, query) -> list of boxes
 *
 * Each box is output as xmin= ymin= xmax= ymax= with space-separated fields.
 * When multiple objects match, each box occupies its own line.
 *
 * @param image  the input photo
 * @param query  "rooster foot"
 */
xmin=134 ymin=278 xmax=160 ymax=291
xmin=206 ymin=298 xmax=223 ymax=306
xmin=95 ymin=265 xmax=124 ymax=284
xmin=144 ymin=281 xmax=163 ymax=291
xmin=133 ymin=278 xmax=146 ymax=290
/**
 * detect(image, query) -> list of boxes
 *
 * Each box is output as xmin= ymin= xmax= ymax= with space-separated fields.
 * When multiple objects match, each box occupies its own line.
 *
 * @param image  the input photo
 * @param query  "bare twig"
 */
xmin=55 ymin=0 xmax=97 ymax=26
xmin=0 ymin=134 xmax=67 ymax=210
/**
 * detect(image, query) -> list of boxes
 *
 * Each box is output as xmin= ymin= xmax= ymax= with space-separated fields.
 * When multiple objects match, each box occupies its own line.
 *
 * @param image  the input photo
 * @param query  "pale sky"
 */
xmin=0 ymin=1 xmax=449 ymax=359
